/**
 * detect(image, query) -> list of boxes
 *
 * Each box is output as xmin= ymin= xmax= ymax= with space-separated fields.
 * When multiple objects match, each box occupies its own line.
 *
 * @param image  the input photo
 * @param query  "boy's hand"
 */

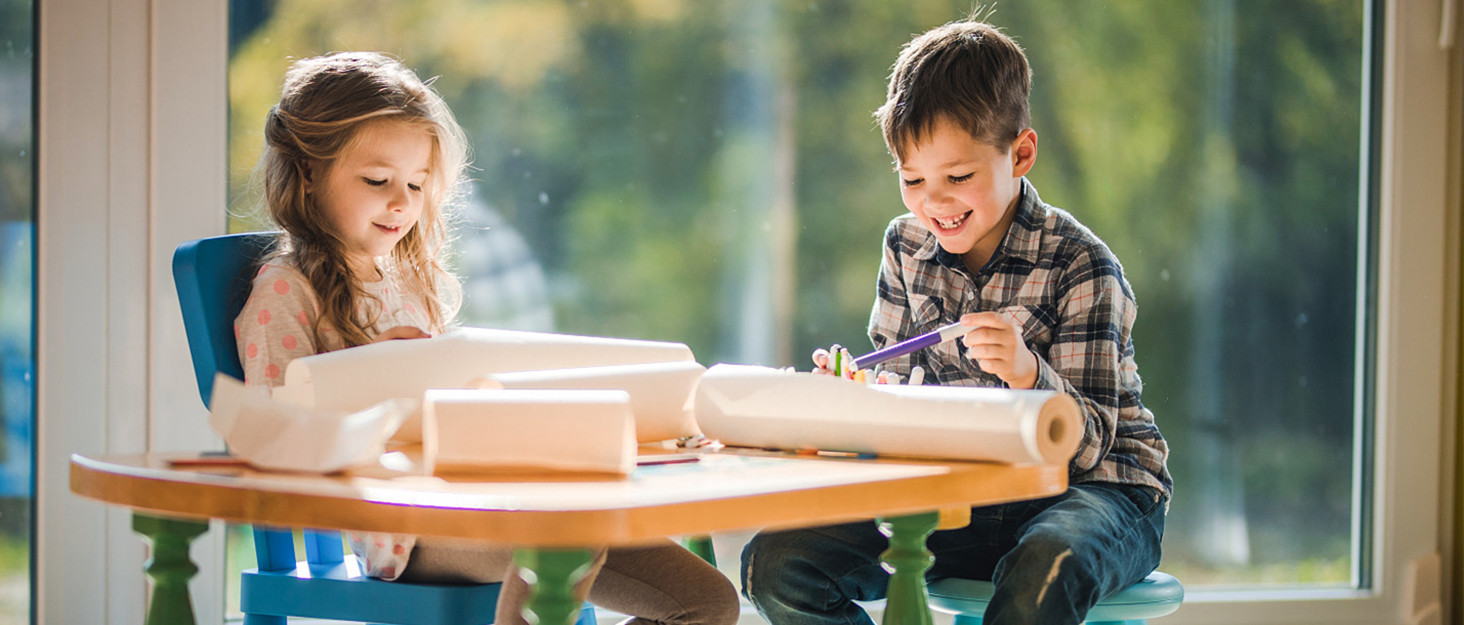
xmin=958 ymin=312 xmax=1037 ymax=389
xmin=373 ymin=326 xmax=431 ymax=342
xmin=810 ymin=346 xmax=836 ymax=376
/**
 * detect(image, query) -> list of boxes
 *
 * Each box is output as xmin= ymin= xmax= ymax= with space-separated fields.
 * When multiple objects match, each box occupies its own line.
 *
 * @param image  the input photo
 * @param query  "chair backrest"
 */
xmin=173 ymin=232 xmax=277 ymax=408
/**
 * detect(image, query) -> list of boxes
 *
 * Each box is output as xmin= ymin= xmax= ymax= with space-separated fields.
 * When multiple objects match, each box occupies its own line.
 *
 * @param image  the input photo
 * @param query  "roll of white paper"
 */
xmin=422 ymin=388 xmax=636 ymax=476
xmin=483 ymin=361 xmax=706 ymax=443
xmin=276 ymin=327 xmax=695 ymax=441
xmin=693 ymin=364 xmax=1081 ymax=465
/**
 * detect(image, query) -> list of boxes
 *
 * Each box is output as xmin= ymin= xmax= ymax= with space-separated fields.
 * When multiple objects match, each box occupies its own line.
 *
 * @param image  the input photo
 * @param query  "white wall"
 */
xmin=37 ymin=0 xmax=227 ymax=623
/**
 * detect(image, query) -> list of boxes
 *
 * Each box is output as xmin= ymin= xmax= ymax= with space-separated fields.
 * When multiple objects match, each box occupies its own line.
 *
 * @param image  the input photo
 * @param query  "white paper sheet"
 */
xmin=693 ymin=364 xmax=1081 ymax=465
xmin=480 ymin=361 xmax=706 ymax=443
xmin=422 ymin=388 xmax=636 ymax=476
xmin=276 ymin=327 xmax=696 ymax=441
xmin=208 ymin=374 xmax=414 ymax=473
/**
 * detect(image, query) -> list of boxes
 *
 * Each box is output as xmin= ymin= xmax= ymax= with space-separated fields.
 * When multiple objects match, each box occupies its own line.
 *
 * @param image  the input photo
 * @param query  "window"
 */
xmin=0 ymin=0 xmax=33 ymax=621
xmin=224 ymin=0 xmax=1381 ymax=616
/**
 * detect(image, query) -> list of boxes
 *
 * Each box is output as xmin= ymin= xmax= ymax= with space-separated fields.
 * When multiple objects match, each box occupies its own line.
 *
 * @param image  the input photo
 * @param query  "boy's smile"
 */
xmin=897 ymin=116 xmax=1037 ymax=274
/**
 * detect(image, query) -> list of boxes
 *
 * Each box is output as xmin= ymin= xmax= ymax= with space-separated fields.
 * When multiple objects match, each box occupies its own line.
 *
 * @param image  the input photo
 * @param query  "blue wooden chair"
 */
xmin=173 ymin=232 xmax=597 ymax=625
xmin=927 ymin=570 xmax=1184 ymax=625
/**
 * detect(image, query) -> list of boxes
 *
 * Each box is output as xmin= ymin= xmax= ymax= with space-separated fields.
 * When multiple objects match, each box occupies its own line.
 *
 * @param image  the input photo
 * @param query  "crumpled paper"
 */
xmin=208 ymin=374 xmax=415 ymax=473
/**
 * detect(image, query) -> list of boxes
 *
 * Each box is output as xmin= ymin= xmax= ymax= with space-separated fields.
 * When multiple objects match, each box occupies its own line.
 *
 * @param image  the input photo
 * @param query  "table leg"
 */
xmin=877 ymin=511 xmax=938 ymax=625
xmin=132 ymin=513 xmax=209 ymax=625
xmin=513 ymin=547 xmax=595 ymax=625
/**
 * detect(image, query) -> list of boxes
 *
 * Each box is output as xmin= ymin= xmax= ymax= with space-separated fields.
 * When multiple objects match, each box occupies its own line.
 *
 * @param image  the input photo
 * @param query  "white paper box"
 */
xmin=422 ymin=388 xmax=637 ymax=476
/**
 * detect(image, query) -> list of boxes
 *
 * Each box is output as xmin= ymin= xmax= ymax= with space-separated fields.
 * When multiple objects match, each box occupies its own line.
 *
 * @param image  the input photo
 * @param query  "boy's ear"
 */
xmin=1010 ymin=129 xmax=1038 ymax=178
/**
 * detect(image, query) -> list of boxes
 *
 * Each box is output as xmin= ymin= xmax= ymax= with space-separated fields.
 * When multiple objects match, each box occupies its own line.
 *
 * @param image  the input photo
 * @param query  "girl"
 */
xmin=236 ymin=52 xmax=738 ymax=625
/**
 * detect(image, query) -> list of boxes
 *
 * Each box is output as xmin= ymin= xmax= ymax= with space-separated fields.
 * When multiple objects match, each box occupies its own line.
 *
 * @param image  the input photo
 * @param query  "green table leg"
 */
xmin=513 ymin=548 xmax=595 ymax=625
xmin=682 ymin=535 xmax=717 ymax=566
xmin=132 ymin=513 xmax=209 ymax=625
xmin=877 ymin=511 xmax=939 ymax=625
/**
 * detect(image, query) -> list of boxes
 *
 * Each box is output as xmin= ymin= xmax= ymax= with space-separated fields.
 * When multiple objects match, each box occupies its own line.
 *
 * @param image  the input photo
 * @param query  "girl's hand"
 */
xmin=372 ymin=326 xmax=431 ymax=342
xmin=959 ymin=312 xmax=1037 ymax=389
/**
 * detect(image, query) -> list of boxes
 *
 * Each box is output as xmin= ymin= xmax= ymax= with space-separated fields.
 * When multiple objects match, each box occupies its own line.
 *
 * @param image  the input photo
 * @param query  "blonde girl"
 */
xmin=236 ymin=52 xmax=738 ymax=625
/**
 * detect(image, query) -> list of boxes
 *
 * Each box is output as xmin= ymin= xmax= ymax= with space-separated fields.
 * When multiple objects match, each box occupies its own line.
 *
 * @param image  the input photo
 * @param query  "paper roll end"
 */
xmin=1035 ymin=393 xmax=1082 ymax=464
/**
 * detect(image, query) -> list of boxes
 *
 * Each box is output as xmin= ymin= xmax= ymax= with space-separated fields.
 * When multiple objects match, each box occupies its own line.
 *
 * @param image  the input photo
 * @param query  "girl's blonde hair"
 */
xmin=259 ymin=51 xmax=467 ymax=349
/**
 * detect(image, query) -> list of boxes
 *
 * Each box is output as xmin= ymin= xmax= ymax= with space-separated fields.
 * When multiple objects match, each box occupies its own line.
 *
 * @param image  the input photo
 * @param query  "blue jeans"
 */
xmin=741 ymin=482 xmax=1166 ymax=625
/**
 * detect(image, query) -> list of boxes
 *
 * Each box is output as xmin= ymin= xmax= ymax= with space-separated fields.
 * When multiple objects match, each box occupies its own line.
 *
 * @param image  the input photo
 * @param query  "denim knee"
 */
xmin=741 ymin=526 xmax=889 ymax=625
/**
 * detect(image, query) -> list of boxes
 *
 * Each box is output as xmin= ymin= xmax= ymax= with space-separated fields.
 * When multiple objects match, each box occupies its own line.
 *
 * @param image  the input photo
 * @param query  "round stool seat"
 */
xmin=927 ymin=570 xmax=1184 ymax=623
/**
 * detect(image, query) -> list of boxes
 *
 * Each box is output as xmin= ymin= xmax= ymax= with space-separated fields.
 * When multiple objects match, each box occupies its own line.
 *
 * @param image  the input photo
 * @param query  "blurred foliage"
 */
xmin=228 ymin=0 xmax=1368 ymax=587
xmin=0 ymin=0 xmax=33 ymax=619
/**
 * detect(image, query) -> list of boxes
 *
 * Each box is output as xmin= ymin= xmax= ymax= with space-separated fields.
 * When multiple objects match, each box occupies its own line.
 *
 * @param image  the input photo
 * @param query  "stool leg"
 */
xmin=951 ymin=615 xmax=985 ymax=625
xmin=1088 ymin=621 xmax=1148 ymax=625
xmin=241 ymin=614 xmax=286 ymax=625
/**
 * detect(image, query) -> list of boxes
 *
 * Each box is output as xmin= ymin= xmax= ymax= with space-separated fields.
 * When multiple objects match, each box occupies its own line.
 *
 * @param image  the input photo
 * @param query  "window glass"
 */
xmin=0 ymin=0 xmax=34 ymax=620
xmin=225 ymin=0 xmax=1372 ymax=612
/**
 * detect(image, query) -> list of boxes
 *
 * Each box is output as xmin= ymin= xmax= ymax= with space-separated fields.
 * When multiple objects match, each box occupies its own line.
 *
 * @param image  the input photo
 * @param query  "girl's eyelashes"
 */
xmin=362 ymin=177 xmax=425 ymax=192
xmin=901 ymin=177 xmax=924 ymax=188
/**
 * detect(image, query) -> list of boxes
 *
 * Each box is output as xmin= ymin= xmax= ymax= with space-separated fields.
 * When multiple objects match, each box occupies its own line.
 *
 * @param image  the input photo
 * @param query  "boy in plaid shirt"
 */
xmin=741 ymin=19 xmax=1170 ymax=625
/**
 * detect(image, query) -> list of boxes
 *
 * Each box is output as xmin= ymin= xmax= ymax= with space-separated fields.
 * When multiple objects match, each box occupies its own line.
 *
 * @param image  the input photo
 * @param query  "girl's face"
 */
xmin=896 ymin=116 xmax=1036 ymax=274
xmin=311 ymin=120 xmax=433 ymax=280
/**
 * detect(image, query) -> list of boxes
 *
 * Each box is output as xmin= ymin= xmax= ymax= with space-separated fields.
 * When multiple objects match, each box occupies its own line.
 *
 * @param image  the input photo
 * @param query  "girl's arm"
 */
xmin=235 ymin=265 xmax=320 ymax=386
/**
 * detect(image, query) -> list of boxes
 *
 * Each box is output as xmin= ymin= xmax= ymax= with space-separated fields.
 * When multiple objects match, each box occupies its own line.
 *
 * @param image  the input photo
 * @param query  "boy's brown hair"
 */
xmin=876 ymin=20 xmax=1031 ymax=161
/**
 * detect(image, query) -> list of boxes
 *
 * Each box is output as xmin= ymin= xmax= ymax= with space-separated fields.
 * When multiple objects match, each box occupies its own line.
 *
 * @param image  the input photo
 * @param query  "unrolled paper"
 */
xmin=480 ymin=361 xmax=706 ymax=443
xmin=693 ymin=364 xmax=1081 ymax=465
xmin=208 ymin=374 xmax=414 ymax=473
xmin=422 ymin=388 xmax=637 ymax=475
xmin=275 ymin=327 xmax=696 ymax=441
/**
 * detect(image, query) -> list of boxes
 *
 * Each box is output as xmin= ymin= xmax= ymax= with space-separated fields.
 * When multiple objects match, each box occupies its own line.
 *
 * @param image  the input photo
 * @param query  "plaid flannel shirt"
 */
xmin=868 ymin=179 xmax=1172 ymax=499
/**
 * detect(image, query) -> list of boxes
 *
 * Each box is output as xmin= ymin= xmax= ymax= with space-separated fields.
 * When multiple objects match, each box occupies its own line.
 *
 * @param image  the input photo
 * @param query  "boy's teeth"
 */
xmin=936 ymin=213 xmax=966 ymax=229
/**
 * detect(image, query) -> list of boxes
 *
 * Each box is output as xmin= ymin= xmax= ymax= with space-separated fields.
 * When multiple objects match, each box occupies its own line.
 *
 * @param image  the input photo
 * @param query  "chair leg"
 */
xmin=242 ymin=613 xmax=286 ymax=625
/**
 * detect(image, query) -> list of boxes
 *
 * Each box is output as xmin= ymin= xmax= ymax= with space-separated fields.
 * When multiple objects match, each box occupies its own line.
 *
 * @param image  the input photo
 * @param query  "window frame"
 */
xmin=35 ymin=1 xmax=1457 ymax=623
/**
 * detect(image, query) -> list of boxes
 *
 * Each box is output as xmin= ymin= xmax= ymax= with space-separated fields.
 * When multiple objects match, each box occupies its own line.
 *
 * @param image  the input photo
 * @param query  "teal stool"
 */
xmin=927 ymin=570 xmax=1183 ymax=625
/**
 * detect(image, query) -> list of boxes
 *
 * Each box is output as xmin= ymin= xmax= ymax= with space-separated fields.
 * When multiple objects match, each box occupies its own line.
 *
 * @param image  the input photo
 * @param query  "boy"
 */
xmin=740 ymin=19 xmax=1171 ymax=625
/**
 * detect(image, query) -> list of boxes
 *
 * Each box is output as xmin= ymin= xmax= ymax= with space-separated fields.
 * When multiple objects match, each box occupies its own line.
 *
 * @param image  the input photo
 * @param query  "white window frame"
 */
xmin=34 ymin=1 xmax=1458 ymax=624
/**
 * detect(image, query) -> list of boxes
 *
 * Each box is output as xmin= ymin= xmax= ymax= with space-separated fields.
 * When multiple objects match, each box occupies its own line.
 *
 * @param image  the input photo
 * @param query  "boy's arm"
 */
xmin=1029 ymin=248 xmax=1139 ymax=473
xmin=867 ymin=222 xmax=922 ymax=378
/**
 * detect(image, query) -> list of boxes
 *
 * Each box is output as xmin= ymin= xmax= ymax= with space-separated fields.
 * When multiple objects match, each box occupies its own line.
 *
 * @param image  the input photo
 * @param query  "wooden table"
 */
xmin=71 ymin=449 xmax=1066 ymax=625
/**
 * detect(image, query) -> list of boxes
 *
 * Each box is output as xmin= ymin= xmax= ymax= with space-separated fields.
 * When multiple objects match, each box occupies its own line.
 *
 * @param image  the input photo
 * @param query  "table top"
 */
xmin=71 ymin=448 xmax=1066 ymax=547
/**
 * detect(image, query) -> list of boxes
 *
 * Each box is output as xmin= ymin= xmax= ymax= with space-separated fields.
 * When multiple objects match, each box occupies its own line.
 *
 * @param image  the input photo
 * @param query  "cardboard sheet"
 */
xmin=480 ymin=361 xmax=706 ymax=443
xmin=693 ymin=364 xmax=1081 ymax=465
xmin=423 ymin=388 xmax=636 ymax=476
xmin=274 ymin=327 xmax=696 ymax=441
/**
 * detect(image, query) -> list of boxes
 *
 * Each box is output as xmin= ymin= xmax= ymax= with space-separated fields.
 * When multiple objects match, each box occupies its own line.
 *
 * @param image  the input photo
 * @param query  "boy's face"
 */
xmin=896 ymin=116 xmax=1036 ymax=272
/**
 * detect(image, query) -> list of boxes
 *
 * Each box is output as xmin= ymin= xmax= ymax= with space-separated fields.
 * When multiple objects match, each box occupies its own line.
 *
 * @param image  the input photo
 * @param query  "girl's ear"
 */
xmin=301 ymin=161 xmax=317 ymax=194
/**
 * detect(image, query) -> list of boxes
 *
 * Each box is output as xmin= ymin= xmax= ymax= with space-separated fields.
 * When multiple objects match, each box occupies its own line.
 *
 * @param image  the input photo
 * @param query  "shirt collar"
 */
xmin=913 ymin=177 xmax=1044 ymax=272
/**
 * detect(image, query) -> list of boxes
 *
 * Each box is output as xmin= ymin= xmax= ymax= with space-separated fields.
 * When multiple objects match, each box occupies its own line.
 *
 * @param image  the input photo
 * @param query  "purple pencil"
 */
xmin=853 ymin=321 xmax=968 ymax=370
